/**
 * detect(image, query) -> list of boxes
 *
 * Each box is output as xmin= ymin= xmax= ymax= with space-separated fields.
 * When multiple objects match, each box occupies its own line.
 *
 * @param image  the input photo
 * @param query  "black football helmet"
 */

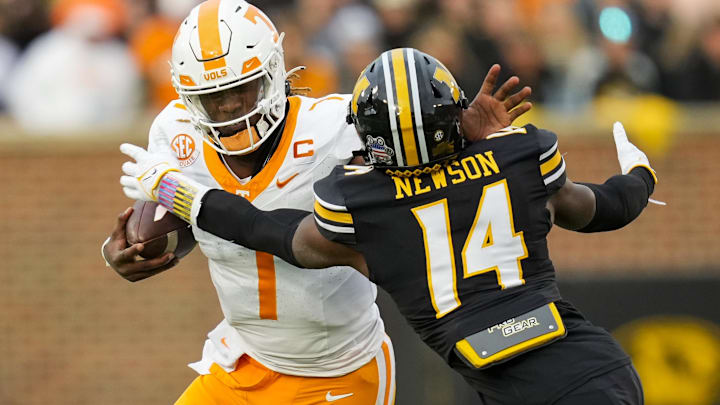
xmin=348 ymin=48 xmax=468 ymax=172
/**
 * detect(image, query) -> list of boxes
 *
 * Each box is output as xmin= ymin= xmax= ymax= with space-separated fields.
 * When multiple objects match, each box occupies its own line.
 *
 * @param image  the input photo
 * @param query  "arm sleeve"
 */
xmin=535 ymin=126 xmax=567 ymax=195
xmin=195 ymin=190 xmax=309 ymax=267
xmin=312 ymin=168 xmax=358 ymax=245
xmin=577 ymin=167 xmax=655 ymax=233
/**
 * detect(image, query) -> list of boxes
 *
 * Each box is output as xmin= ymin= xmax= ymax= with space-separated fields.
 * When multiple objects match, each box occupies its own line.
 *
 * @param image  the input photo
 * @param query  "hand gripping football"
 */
xmin=125 ymin=200 xmax=197 ymax=260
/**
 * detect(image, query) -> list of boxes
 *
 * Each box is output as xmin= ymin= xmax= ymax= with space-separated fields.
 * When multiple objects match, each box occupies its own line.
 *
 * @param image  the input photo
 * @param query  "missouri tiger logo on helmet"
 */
xmin=348 ymin=48 xmax=468 ymax=169
xmin=170 ymin=0 xmax=287 ymax=156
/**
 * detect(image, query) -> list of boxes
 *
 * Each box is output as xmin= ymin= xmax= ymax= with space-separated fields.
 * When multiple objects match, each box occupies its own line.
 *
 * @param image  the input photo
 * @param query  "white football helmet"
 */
xmin=171 ymin=0 xmax=287 ymax=155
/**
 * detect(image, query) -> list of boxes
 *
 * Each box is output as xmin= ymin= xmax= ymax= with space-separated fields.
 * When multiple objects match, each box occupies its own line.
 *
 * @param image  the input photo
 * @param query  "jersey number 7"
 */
xmin=411 ymin=179 xmax=528 ymax=319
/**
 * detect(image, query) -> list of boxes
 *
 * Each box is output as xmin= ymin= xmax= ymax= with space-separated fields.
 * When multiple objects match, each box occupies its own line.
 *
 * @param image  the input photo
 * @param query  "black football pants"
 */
xmin=550 ymin=364 xmax=643 ymax=405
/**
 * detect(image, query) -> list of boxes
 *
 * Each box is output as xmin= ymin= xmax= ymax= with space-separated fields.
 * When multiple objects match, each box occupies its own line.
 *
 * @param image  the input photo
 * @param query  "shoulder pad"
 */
xmin=313 ymin=166 xmax=347 ymax=209
xmin=313 ymin=166 xmax=357 ymax=245
xmin=159 ymin=99 xmax=191 ymax=118
xmin=531 ymin=125 xmax=566 ymax=194
xmin=529 ymin=125 xmax=559 ymax=154
xmin=291 ymin=95 xmax=358 ymax=157
xmin=304 ymin=94 xmax=351 ymax=112
xmin=152 ymin=100 xmax=193 ymax=129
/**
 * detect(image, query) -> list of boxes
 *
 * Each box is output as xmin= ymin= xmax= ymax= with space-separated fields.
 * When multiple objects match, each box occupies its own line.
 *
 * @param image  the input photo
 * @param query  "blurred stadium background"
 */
xmin=1 ymin=0 xmax=719 ymax=404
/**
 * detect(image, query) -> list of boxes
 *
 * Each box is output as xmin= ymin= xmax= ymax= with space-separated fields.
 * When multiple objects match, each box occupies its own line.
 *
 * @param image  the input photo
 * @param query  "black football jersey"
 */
xmin=313 ymin=124 xmax=568 ymax=359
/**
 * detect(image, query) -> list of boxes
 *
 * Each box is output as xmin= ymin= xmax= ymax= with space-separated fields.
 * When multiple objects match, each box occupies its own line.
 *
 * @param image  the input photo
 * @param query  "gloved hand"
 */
xmin=613 ymin=122 xmax=656 ymax=180
xmin=119 ymin=143 xmax=179 ymax=201
xmin=613 ymin=122 xmax=664 ymax=205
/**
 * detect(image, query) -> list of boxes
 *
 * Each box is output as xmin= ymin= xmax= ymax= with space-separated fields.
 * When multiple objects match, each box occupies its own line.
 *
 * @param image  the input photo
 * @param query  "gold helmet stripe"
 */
xmin=381 ymin=51 xmax=404 ymax=166
xmin=406 ymin=48 xmax=429 ymax=164
xmin=391 ymin=48 xmax=420 ymax=166
xmin=433 ymin=65 xmax=461 ymax=103
xmin=197 ymin=0 xmax=227 ymax=71
xmin=351 ymin=76 xmax=370 ymax=115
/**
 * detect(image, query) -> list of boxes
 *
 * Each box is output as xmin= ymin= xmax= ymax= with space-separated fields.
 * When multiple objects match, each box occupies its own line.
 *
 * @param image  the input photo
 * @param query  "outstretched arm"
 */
xmin=118 ymin=143 xmax=367 ymax=274
xmin=195 ymin=189 xmax=368 ymax=275
xmin=548 ymin=122 xmax=657 ymax=231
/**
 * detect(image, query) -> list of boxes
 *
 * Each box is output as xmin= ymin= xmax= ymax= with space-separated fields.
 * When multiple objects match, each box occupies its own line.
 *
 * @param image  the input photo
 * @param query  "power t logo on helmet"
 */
xmin=171 ymin=0 xmax=287 ymax=155
xmin=349 ymin=48 xmax=468 ymax=172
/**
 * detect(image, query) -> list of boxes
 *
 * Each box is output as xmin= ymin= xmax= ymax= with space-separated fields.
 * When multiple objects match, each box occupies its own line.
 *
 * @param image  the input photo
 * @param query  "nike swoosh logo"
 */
xmin=326 ymin=392 xmax=354 ymax=402
xmin=276 ymin=172 xmax=299 ymax=188
xmin=220 ymin=337 xmax=230 ymax=349
xmin=142 ymin=168 xmax=158 ymax=182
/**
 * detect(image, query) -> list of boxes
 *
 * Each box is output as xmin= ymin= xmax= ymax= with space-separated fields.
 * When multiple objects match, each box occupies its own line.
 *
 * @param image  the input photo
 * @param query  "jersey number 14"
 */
xmin=411 ymin=179 xmax=528 ymax=319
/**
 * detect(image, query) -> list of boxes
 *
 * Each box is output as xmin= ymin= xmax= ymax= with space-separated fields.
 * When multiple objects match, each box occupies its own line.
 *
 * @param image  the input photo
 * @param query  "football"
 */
xmin=125 ymin=200 xmax=197 ymax=260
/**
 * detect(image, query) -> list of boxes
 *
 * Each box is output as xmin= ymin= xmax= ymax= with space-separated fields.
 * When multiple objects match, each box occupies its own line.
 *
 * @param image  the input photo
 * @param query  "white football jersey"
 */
xmin=147 ymin=95 xmax=386 ymax=377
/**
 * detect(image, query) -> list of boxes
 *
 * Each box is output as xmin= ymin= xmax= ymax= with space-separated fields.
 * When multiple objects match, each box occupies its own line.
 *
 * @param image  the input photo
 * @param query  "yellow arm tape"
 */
xmin=629 ymin=164 xmax=658 ymax=184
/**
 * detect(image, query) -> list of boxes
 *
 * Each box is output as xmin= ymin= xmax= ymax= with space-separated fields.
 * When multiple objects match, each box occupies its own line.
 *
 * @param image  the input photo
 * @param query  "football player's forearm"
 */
xmin=153 ymin=170 xmax=310 ymax=267
xmin=576 ymin=167 xmax=655 ymax=232
xmin=197 ymin=194 xmax=361 ymax=271
xmin=196 ymin=190 xmax=307 ymax=267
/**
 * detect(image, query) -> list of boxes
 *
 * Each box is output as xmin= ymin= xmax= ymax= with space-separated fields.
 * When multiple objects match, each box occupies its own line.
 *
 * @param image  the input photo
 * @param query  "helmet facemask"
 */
xmin=184 ymin=72 xmax=269 ymax=153
xmin=174 ymin=47 xmax=286 ymax=155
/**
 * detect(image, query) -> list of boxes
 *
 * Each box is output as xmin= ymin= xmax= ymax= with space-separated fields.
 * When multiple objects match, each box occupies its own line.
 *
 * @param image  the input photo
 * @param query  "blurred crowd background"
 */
xmin=1 ymin=0 xmax=719 ymax=404
xmin=0 ymin=0 xmax=719 ymax=136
